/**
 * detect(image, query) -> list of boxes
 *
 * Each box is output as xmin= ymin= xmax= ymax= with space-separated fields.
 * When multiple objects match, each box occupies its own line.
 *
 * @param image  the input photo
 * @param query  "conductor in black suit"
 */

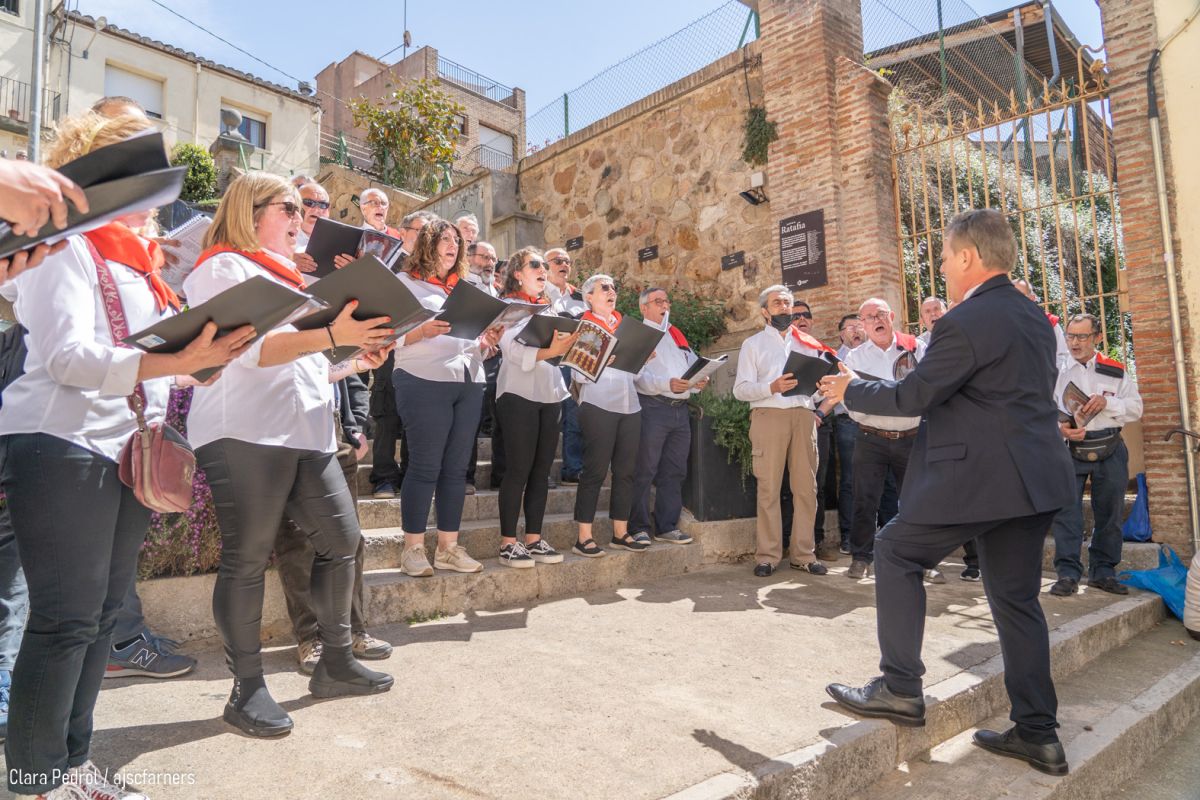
xmin=819 ymin=209 xmax=1076 ymax=776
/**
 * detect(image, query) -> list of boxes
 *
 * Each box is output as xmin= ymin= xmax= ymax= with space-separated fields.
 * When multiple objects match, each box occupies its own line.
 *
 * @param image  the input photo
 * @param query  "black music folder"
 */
xmin=781 ymin=351 xmax=840 ymax=397
xmin=609 ymin=317 xmax=665 ymax=374
xmin=437 ymin=280 xmax=545 ymax=340
xmin=122 ymin=276 xmax=324 ymax=381
xmin=515 ymin=314 xmax=582 ymax=349
xmin=304 ymin=217 xmax=404 ymax=278
xmin=293 ymin=256 xmax=438 ymax=362
xmin=0 ymin=133 xmax=187 ymax=259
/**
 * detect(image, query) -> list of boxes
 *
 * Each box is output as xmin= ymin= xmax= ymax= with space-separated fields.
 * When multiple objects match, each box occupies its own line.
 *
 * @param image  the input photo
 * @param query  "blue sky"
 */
xmin=70 ymin=0 xmax=1105 ymax=117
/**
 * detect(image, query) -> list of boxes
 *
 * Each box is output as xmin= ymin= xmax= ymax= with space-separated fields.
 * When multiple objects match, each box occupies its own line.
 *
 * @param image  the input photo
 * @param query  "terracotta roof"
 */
xmin=67 ymin=11 xmax=321 ymax=107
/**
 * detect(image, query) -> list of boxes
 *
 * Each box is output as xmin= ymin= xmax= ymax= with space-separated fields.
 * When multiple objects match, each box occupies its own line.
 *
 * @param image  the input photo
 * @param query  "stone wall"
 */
xmin=315 ymin=163 xmax=425 ymax=229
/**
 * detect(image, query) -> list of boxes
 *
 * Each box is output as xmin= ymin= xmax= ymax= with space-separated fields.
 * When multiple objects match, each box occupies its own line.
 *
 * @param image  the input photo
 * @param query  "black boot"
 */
xmin=223 ymin=676 xmax=293 ymax=737
xmin=309 ymin=645 xmax=395 ymax=698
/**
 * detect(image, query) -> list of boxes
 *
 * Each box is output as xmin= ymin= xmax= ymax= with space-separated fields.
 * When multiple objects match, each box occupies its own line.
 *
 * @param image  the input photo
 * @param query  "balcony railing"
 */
xmin=436 ymin=56 xmax=516 ymax=107
xmin=0 ymin=76 xmax=62 ymax=133
xmin=467 ymin=143 xmax=514 ymax=172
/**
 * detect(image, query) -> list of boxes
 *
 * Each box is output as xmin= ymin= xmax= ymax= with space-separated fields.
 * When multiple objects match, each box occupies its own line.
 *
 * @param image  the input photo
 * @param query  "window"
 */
xmin=478 ymin=124 xmax=514 ymax=168
xmin=0 ymin=1 xmax=18 ymax=17
xmin=455 ymin=114 xmax=468 ymax=135
xmin=220 ymin=106 xmax=267 ymax=148
xmin=103 ymin=64 xmax=164 ymax=119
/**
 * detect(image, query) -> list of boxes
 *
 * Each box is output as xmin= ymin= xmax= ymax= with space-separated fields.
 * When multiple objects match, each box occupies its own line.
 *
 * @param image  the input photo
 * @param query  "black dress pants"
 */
xmin=850 ymin=430 xmax=913 ymax=563
xmin=496 ymin=393 xmax=560 ymax=536
xmin=575 ymin=404 xmax=640 ymax=524
xmin=874 ymin=511 xmax=1060 ymax=743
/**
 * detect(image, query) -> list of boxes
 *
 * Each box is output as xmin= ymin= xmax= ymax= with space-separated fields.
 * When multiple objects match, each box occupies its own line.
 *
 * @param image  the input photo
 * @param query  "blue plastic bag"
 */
xmin=1119 ymin=546 xmax=1188 ymax=620
xmin=1122 ymin=472 xmax=1152 ymax=542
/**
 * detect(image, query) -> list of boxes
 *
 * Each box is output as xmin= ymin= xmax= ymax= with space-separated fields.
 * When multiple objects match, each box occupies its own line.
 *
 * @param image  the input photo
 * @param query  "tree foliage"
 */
xmin=169 ymin=143 xmax=218 ymax=202
xmin=348 ymin=78 xmax=465 ymax=196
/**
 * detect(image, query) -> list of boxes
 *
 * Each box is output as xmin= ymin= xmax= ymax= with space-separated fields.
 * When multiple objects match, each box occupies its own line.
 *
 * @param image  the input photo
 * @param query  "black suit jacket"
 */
xmin=843 ymin=274 xmax=1075 ymax=525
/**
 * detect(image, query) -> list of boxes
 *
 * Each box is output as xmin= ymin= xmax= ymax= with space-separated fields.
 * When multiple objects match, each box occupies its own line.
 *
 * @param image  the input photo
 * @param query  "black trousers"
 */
xmin=575 ymin=404 xmax=640 ymax=524
xmin=469 ymin=354 xmax=505 ymax=487
xmin=496 ymin=393 xmax=560 ymax=537
xmin=198 ymin=438 xmax=360 ymax=678
xmin=874 ymin=511 xmax=1059 ymax=743
xmin=369 ymin=411 xmax=407 ymax=489
xmin=850 ymin=431 xmax=914 ymax=563
xmin=274 ymin=434 xmax=368 ymax=642
xmin=1 ymin=434 xmax=150 ymax=794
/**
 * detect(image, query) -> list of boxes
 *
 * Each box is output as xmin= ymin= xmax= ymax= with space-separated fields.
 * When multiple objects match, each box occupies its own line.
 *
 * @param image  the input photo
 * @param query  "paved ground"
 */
xmin=0 ymin=562 xmax=1126 ymax=800
xmin=1115 ymin=703 xmax=1200 ymax=800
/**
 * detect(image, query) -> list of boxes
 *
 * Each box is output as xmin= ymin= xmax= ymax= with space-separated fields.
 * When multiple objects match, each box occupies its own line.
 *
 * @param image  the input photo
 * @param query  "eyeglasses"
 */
xmin=550 ymin=257 xmax=572 ymax=266
xmin=301 ymin=198 xmax=330 ymax=210
xmin=792 ymin=311 xmax=813 ymax=320
xmin=1065 ymin=332 xmax=1097 ymax=341
xmin=474 ymin=254 xmax=499 ymax=264
xmin=257 ymin=200 xmax=301 ymax=218
xmin=646 ymin=297 xmax=670 ymax=306
xmin=596 ymin=283 xmax=615 ymax=293
xmin=362 ymin=199 xmax=389 ymax=208
xmin=859 ymin=312 xmax=890 ymax=323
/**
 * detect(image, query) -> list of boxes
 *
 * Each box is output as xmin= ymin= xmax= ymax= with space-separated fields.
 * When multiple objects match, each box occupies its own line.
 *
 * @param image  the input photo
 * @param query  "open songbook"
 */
xmin=1060 ymin=380 xmax=1100 ymax=428
xmin=680 ymin=354 xmax=728 ymax=387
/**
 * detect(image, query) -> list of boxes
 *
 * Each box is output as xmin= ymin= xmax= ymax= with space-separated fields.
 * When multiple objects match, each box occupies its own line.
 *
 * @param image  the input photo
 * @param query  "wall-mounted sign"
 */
xmin=637 ymin=245 xmax=659 ymax=263
xmin=565 ymin=236 xmax=584 ymax=251
xmin=778 ymin=209 xmax=827 ymax=290
xmin=721 ymin=250 xmax=746 ymax=271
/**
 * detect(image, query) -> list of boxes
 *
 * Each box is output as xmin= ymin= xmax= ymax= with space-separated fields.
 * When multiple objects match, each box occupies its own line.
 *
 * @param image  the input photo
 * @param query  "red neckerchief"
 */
xmin=1046 ymin=312 xmax=1060 ymax=327
xmin=582 ymin=309 xmax=622 ymax=334
xmin=84 ymin=223 xmax=180 ymax=312
xmin=668 ymin=324 xmax=689 ymax=350
xmin=413 ymin=269 xmax=460 ymax=295
xmin=504 ymin=290 xmax=548 ymax=305
xmin=894 ymin=332 xmax=919 ymax=352
xmin=197 ymin=244 xmax=305 ymax=289
xmin=790 ymin=325 xmax=837 ymax=356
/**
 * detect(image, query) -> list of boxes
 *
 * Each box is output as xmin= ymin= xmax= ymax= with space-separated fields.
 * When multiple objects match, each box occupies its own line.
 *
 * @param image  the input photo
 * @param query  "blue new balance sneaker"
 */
xmin=106 ymin=631 xmax=196 ymax=679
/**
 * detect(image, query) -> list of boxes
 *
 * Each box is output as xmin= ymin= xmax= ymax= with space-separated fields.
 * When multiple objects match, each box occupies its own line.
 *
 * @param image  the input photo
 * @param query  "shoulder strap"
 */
xmin=85 ymin=238 xmax=148 ymax=414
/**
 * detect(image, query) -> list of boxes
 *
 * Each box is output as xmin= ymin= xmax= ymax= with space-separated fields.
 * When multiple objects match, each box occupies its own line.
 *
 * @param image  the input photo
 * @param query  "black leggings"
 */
xmin=197 ymin=438 xmax=360 ymax=678
xmin=496 ymin=393 xmax=560 ymax=537
xmin=575 ymin=404 xmax=641 ymax=524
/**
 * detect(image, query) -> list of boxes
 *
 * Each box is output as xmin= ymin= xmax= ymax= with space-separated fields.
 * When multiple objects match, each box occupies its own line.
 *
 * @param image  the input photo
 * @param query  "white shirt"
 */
xmin=634 ymin=316 xmax=697 ymax=400
xmin=0 ymin=236 xmax=171 ymax=461
xmin=392 ymin=272 xmax=486 ymax=383
xmin=918 ymin=330 xmax=931 ymax=346
xmin=833 ymin=343 xmax=856 ymax=415
xmin=732 ymin=326 xmax=824 ymax=410
xmin=497 ymin=314 xmax=568 ymax=404
xmin=546 ymin=281 xmax=587 ymax=316
xmin=1054 ymin=353 xmax=1143 ymax=431
xmin=1050 ymin=319 xmax=1069 ymax=371
xmin=843 ymin=333 xmax=927 ymax=431
xmin=295 ymin=228 xmax=311 ymax=251
xmin=183 ymin=250 xmax=336 ymax=453
xmin=464 ymin=270 xmax=498 ymax=298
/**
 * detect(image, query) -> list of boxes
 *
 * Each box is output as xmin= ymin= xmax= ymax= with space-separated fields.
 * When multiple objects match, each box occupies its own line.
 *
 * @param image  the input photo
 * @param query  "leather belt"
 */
xmin=640 ymin=393 xmax=688 ymax=407
xmin=859 ymin=424 xmax=918 ymax=440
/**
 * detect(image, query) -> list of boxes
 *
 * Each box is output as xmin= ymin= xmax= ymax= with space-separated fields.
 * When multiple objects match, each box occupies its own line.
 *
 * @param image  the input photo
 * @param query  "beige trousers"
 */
xmin=749 ymin=406 xmax=818 ymax=565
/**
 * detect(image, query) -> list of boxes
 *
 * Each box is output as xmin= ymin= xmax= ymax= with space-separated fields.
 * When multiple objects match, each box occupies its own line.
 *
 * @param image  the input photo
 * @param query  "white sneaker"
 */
xmin=68 ymin=761 xmax=149 ymax=800
xmin=17 ymin=786 xmax=90 ymax=800
xmin=434 ymin=544 xmax=483 ymax=573
xmin=401 ymin=546 xmax=434 ymax=577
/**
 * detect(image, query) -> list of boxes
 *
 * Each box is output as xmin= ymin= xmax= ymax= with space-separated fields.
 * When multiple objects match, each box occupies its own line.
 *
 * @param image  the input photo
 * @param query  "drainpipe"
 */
xmin=28 ymin=0 xmax=48 ymax=161
xmin=1146 ymin=0 xmax=1200 ymax=549
xmin=193 ymin=62 xmax=201 ymax=145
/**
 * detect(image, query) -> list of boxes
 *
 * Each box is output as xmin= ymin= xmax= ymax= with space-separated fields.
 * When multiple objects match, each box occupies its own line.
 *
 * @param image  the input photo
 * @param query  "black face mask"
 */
xmin=767 ymin=313 xmax=793 ymax=332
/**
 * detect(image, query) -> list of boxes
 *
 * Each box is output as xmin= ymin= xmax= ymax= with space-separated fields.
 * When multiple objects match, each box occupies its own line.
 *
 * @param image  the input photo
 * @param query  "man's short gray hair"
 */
xmin=921 ymin=296 xmax=947 ymax=310
xmin=639 ymin=286 xmax=666 ymax=305
xmin=360 ymin=187 xmax=388 ymax=205
xmin=758 ymin=284 xmax=793 ymax=308
xmin=945 ymin=208 xmax=1017 ymax=273
xmin=454 ymin=213 xmax=479 ymax=230
xmin=1066 ymin=313 xmax=1101 ymax=334
xmin=469 ymin=240 xmax=495 ymax=256
xmin=400 ymin=209 xmax=437 ymax=227
xmin=859 ymin=297 xmax=892 ymax=314
xmin=581 ymin=273 xmax=615 ymax=297
xmin=545 ymin=247 xmax=568 ymax=260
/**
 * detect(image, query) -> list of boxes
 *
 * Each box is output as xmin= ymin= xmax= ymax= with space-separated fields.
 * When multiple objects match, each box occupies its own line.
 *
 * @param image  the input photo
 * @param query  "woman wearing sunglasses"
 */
xmin=572 ymin=274 xmax=650 ymax=557
xmin=185 ymin=173 xmax=396 ymax=738
xmin=492 ymin=248 xmax=579 ymax=567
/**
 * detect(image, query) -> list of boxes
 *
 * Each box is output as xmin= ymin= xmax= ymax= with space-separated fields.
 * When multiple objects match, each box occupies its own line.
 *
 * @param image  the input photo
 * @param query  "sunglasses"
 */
xmin=301 ymin=198 xmax=330 ymax=210
xmin=524 ymin=259 xmax=547 ymax=269
xmin=597 ymin=283 xmax=615 ymax=293
xmin=792 ymin=311 xmax=813 ymax=320
xmin=257 ymin=200 xmax=301 ymax=217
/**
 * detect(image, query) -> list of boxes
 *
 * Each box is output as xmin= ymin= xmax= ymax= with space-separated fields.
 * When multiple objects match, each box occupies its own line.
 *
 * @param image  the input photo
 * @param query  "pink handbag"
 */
xmin=87 ymin=239 xmax=196 ymax=513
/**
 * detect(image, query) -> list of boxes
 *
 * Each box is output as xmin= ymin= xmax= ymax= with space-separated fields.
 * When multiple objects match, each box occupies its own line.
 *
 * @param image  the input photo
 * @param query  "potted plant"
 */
xmin=683 ymin=390 xmax=757 ymax=521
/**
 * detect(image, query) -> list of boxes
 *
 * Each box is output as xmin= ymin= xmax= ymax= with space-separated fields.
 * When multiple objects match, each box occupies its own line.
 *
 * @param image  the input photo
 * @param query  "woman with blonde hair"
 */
xmin=185 ymin=172 xmax=396 ymax=738
xmin=0 ymin=110 xmax=253 ymax=799
xmin=391 ymin=218 xmax=504 ymax=577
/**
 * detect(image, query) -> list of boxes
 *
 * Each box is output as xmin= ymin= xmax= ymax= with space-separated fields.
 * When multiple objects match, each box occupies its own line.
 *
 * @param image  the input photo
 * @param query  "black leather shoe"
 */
xmin=973 ymin=727 xmax=1068 ymax=776
xmin=1048 ymin=577 xmax=1078 ymax=596
xmin=825 ymin=676 xmax=925 ymax=727
xmin=753 ymin=562 xmax=775 ymax=577
xmin=1088 ymin=576 xmax=1129 ymax=595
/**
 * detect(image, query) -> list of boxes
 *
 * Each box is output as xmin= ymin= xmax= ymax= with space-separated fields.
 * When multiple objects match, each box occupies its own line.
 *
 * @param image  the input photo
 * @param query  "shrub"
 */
xmin=689 ymin=389 xmax=752 ymax=482
xmin=170 ymin=143 xmax=218 ymax=203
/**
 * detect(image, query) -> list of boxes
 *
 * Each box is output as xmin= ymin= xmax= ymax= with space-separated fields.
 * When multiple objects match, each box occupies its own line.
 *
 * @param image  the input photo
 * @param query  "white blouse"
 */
xmin=183 ymin=250 xmax=336 ymax=453
xmin=392 ymin=272 xmax=486 ymax=384
xmin=497 ymin=314 xmax=568 ymax=404
xmin=0 ymin=236 xmax=171 ymax=462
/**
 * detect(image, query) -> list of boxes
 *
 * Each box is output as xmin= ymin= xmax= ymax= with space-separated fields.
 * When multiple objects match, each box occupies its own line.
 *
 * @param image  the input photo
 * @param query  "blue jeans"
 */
xmin=393 ymin=370 xmax=483 ymax=533
xmin=832 ymin=415 xmax=857 ymax=542
xmin=2 ymin=434 xmax=149 ymax=794
xmin=560 ymin=366 xmax=583 ymax=479
xmin=1051 ymin=438 xmax=1129 ymax=581
xmin=629 ymin=395 xmax=691 ymax=535
xmin=0 ymin=501 xmax=27 ymax=672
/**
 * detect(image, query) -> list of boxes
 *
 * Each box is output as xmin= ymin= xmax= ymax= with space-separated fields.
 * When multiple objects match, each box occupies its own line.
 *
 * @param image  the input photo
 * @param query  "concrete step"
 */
xmin=360 ymin=435 xmax=562 ymax=467
xmin=361 ymin=510 xmax=615 ymax=569
xmin=355 ymin=457 xmax=570 ymax=494
xmin=356 ymin=485 xmax=607 ymax=531
xmin=669 ymin=591 xmax=1167 ymax=800
xmin=1040 ymin=538 xmax=1163 ymax=576
xmin=851 ymin=620 xmax=1200 ymax=800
